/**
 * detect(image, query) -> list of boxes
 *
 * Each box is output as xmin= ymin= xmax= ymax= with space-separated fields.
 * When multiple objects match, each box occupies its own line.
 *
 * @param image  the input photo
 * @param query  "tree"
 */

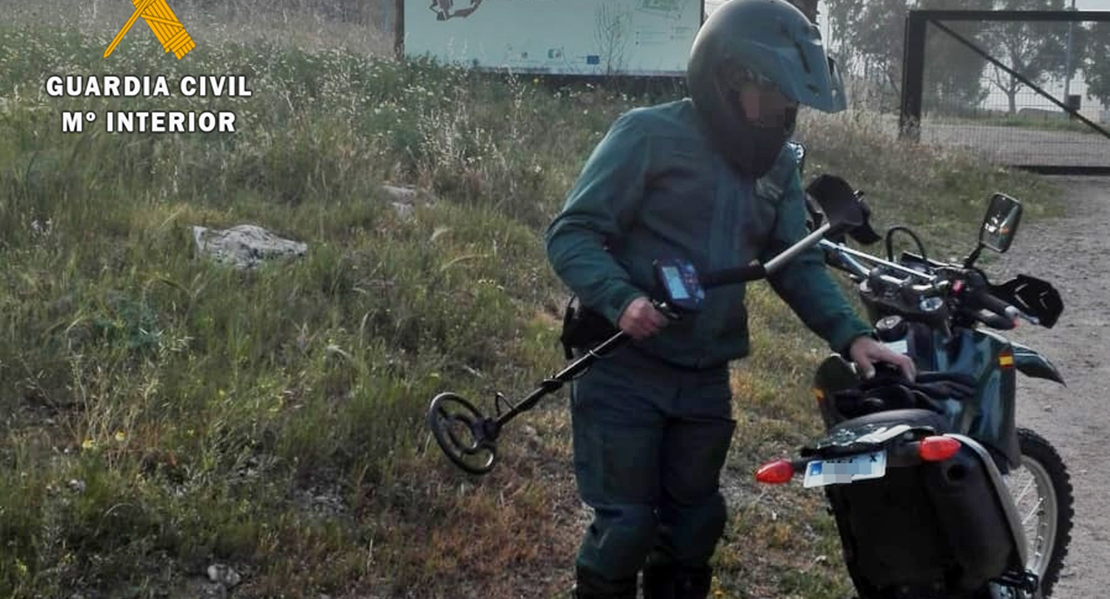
xmin=825 ymin=0 xmax=992 ymax=113
xmin=914 ymin=0 xmax=993 ymax=116
xmin=981 ymin=0 xmax=1077 ymax=115
xmin=1084 ymin=21 xmax=1110 ymax=109
xmin=826 ymin=0 xmax=910 ymax=108
xmin=594 ymin=4 xmax=631 ymax=76
xmin=826 ymin=0 xmax=903 ymax=79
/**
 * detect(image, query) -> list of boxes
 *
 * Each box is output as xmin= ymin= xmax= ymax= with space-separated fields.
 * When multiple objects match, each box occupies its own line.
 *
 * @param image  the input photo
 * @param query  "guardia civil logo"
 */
xmin=104 ymin=0 xmax=195 ymax=59
xmin=46 ymin=1 xmax=252 ymax=134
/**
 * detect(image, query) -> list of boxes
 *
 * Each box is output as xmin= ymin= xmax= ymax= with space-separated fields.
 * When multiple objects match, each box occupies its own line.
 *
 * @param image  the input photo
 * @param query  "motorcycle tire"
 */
xmin=999 ymin=428 xmax=1074 ymax=598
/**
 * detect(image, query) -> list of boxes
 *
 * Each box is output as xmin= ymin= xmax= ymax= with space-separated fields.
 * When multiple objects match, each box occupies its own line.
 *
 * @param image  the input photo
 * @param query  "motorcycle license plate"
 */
xmin=802 ymin=451 xmax=887 ymax=488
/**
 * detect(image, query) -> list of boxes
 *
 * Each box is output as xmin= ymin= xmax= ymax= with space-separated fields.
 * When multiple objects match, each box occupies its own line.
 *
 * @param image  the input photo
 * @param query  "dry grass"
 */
xmin=0 ymin=0 xmax=395 ymax=57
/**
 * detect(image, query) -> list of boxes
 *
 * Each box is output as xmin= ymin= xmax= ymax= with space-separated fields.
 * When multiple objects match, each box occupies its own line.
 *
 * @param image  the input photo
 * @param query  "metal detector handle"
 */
xmin=698 ymin=264 xmax=768 ymax=288
xmin=805 ymin=174 xmax=882 ymax=245
xmin=699 ymin=220 xmax=840 ymax=289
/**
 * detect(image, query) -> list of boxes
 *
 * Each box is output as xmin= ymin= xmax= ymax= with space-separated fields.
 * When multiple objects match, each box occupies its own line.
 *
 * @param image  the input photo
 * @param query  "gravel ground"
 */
xmin=921 ymin=123 xmax=1110 ymax=169
xmin=989 ymin=175 xmax=1110 ymax=599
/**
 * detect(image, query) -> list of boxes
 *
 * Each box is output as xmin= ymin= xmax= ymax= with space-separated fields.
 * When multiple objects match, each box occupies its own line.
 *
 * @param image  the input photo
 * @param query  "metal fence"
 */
xmin=900 ymin=10 xmax=1110 ymax=175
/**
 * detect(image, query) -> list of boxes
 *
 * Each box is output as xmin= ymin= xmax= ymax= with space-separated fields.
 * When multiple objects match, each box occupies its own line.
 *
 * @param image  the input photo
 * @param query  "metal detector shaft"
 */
xmin=765 ymin=221 xmax=834 ymax=273
xmin=492 ymin=221 xmax=863 ymax=429
xmin=489 ymin=330 xmax=629 ymax=431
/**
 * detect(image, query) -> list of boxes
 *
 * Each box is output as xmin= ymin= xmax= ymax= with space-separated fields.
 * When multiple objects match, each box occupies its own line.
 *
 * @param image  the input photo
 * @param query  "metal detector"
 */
xmin=426 ymin=175 xmax=873 ymax=475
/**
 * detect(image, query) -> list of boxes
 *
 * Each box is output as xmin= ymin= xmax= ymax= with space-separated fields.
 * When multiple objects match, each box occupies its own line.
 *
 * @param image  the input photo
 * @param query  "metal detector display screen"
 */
xmin=661 ymin=266 xmax=689 ymax=300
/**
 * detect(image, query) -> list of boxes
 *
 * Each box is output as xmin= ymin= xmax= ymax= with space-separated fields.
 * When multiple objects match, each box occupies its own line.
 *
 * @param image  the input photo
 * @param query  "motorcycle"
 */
xmin=754 ymin=173 xmax=1074 ymax=599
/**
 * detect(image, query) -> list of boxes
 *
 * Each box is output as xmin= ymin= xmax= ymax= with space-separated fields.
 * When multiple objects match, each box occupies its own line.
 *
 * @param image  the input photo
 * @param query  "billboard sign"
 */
xmin=403 ymin=0 xmax=703 ymax=77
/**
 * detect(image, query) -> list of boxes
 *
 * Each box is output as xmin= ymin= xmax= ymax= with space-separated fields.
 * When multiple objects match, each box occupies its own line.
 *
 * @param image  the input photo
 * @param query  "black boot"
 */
xmin=573 ymin=565 xmax=637 ymax=599
xmin=643 ymin=563 xmax=713 ymax=599
xmin=674 ymin=565 xmax=713 ymax=599
xmin=642 ymin=562 xmax=677 ymax=599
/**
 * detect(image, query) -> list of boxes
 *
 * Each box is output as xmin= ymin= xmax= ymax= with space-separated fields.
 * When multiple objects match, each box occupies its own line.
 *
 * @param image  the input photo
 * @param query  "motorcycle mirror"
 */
xmin=978 ymin=193 xmax=1022 ymax=253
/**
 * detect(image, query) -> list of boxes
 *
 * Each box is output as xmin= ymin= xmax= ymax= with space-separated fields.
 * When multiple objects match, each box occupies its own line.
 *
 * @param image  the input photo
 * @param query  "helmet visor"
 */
xmin=740 ymin=30 xmax=847 ymax=113
xmin=766 ymin=40 xmax=847 ymax=113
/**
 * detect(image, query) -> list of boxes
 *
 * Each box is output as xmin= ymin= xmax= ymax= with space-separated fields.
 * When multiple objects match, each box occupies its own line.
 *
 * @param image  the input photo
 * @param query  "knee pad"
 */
xmin=579 ymin=504 xmax=658 ymax=579
xmin=666 ymin=493 xmax=728 ymax=566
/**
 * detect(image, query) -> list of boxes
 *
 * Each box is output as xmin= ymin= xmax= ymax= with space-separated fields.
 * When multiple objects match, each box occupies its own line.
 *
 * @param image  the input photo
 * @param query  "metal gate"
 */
xmin=899 ymin=9 xmax=1110 ymax=175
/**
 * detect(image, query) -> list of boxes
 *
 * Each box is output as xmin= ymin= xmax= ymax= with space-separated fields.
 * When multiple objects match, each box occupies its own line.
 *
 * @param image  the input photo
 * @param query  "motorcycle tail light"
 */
xmin=918 ymin=436 xmax=961 ymax=462
xmin=755 ymin=459 xmax=795 ymax=484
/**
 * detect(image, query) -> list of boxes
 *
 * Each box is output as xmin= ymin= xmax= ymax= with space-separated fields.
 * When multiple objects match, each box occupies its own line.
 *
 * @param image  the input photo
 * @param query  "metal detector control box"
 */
xmin=653 ymin=258 xmax=705 ymax=313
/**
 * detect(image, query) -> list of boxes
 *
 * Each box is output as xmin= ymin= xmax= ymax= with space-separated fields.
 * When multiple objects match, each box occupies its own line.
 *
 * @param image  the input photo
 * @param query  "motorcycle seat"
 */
xmin=831 ymin=408 xmax=953 ymax=435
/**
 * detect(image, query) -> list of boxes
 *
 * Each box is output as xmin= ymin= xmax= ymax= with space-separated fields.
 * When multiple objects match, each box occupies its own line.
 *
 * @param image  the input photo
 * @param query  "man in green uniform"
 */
xmin=544 ymin=0 xmax=916 ymax=597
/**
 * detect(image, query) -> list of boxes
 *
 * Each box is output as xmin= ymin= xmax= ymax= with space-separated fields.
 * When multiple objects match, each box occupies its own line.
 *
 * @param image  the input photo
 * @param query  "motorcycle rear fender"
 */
xmin=947 ymin=433 xmax=1029 ymax=567
xmin=823 ymin=433 xmax=1027 ymax=592
xmin=1012 ymin=341 xmax=1065 ymax=385
xmin=804 ymin=411 xmax=948 ymax=462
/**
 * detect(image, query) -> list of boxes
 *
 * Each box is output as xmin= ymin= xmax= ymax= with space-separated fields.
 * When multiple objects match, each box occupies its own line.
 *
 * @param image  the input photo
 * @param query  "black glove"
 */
xmin=832 ymin=370 xmax=976 ymax=417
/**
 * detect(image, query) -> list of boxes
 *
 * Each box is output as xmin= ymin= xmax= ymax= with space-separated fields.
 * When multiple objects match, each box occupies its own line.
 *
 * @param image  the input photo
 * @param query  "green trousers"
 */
xmin=570 ymin=345 xmax=736 ymax=592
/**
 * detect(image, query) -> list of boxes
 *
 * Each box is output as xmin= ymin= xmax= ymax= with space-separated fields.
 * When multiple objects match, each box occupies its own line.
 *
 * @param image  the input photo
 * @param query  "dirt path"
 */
xmin=922 ymin=124 xmax=1110 ymax=170
xmin=991 ymin=176 xmax=1110 ymax=599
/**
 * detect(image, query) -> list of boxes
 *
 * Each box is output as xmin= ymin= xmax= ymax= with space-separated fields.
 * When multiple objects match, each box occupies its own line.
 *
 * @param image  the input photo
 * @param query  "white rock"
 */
xmin=207 ymin=563 xmax=241 ymax=588
xmin=192 ymin=224 xmax=307 ymax=270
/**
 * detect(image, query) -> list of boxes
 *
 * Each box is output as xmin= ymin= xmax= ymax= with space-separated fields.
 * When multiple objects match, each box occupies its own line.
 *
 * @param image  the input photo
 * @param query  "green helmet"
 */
xmin=687 ymin=0 xmax=846 ymax=176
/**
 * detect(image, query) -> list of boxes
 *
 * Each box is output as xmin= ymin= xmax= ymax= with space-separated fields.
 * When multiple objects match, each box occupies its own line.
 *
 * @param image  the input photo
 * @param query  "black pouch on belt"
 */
xmin=559 ymin=296 xmax=619 ymax=359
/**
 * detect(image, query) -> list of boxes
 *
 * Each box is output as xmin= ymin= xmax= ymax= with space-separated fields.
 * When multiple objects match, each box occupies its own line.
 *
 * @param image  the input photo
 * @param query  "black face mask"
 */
xmin=730 ymin=106 xmax=798 ymax=178
xmin=692 ymin=73 xmax=801 ymax=179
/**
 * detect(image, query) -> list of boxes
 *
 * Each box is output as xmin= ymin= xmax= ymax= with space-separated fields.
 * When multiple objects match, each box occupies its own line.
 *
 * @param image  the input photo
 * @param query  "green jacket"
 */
xmin=545 ymin=99 xmax=871 ymax=369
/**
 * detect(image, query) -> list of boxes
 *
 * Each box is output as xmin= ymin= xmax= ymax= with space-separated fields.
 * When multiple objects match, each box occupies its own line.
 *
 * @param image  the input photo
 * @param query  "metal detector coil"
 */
xmin=427 ymin=392 xmax=500 ymax=474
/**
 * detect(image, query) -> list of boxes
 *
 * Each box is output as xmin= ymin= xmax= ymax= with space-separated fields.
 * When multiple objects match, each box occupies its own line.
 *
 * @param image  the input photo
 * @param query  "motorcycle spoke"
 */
xmin=1014 ymin=477 xmax=1036 ymax=504
xmin=1021 ymin=497 xmax=1044 ymax=527
xmin=1005 ymin=454 xmax=1060 ymax=581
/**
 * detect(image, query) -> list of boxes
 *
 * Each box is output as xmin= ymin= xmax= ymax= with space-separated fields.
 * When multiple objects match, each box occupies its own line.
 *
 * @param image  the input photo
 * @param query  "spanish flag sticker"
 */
xmin=999 ymin=353 xmax=1015 ymax=368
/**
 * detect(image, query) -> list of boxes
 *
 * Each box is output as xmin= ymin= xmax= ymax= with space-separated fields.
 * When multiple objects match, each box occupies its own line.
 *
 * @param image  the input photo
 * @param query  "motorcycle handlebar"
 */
xmin=965 ymin=286 xmax=1020 ymax=329
xmin=975 ymin=310 xmax=1017 ymax=330
xmin=821 ymin=239 xmax=1034 ymax=331
xmin=819 ymin=239 xmax=933 ymax=283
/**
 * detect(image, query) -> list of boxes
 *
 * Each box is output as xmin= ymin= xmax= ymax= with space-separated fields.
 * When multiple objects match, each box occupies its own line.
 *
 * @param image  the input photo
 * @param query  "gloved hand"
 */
xmin=618 ymin=296 xmax=669 ymax=340
xmin=848 ymin=335 xmax=916 ymax=380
